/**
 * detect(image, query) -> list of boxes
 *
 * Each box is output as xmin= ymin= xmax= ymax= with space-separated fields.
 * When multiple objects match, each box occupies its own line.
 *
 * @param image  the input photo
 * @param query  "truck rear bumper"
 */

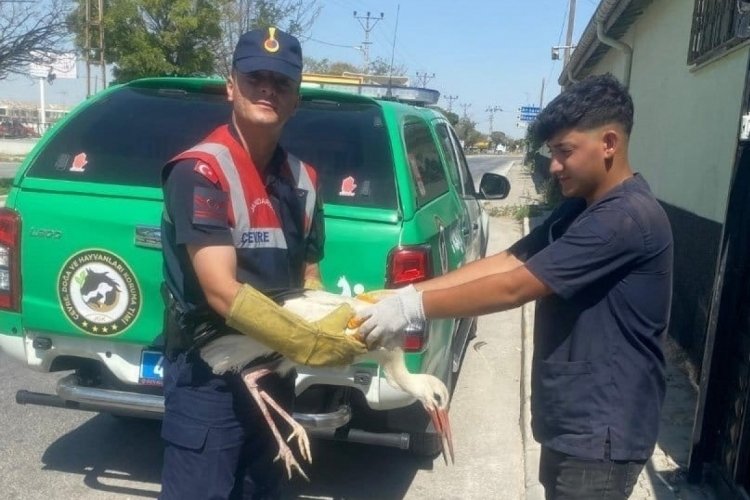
xmin=16 ymin=374 xmax=411 ymax=450
xmin=16 ymin=373 xmax=353 ymax=429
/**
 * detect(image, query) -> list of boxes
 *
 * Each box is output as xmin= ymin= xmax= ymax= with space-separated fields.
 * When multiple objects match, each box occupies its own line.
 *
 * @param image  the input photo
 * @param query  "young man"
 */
xmin=359 ymin=74 xmax=674 ymax=499
xmin=159 ymin=28 xmax=365 ymax=499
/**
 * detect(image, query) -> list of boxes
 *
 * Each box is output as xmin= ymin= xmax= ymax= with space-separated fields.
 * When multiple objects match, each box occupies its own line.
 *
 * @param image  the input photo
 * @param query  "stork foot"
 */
xmin=273 ymin=439 xmax=310 ymax=481
xmin=241 ymin=368 xmax=311 ymax=481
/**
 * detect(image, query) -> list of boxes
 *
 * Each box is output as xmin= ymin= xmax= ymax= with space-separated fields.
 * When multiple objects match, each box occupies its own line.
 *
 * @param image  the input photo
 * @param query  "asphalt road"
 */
xmin=0 ymin=155 xmax=524 ymax=500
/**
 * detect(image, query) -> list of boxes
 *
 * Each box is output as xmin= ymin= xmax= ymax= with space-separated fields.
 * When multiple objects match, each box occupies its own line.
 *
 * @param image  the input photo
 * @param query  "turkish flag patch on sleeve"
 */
xmin=192 ymin=186 xmax=229 ymax=228
xmin=194 ymin=162 xmax=220 ymax=185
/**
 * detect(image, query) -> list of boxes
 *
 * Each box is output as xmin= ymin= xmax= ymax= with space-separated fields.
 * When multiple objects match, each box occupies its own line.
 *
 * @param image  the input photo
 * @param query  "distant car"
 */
xmin=1 ymin=77 xmax=509 ymax=456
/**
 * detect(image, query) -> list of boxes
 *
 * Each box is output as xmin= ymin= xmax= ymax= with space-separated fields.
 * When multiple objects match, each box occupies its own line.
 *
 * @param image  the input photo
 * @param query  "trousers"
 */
xmin=159 ymin=351 xmax=295 ymax=500
xmin=539 ymin=446 xmax=646 ymax=500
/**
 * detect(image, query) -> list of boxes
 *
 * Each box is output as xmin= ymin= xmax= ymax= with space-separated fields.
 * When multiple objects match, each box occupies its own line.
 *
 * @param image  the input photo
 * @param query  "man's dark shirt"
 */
xmin=509 ymin=174 xmax=673 ymax=460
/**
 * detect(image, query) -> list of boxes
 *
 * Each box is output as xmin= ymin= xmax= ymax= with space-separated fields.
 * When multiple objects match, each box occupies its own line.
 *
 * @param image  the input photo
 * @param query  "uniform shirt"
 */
xmin=509 ymin=174 xmax=673 ymax=460
xmin=161 ymin=126 xmax=325 ymax=319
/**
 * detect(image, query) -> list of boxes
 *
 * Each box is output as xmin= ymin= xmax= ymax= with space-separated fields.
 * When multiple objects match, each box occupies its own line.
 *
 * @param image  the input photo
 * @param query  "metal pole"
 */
xmin=353 ymin=11 xmax=384 ymax=74
xmin=540 ymin=78 xmax=545 ymax=108
xmin=564 ymin=0 xmax=576 ymax=67
xmin=85 ymin=0 xmax=91 ymax=97
xmin=99 ymin=0 xmax=105 ymax=89
xmin=38 ymin=77 xmax=46 ymax=133
xmin=444 ymin=95 xmax=458 ymax=112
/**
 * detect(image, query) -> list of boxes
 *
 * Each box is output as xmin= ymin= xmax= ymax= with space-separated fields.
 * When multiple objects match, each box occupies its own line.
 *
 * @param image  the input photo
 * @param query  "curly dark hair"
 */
xmin=530 ymin=73 xmax=634 ymax=144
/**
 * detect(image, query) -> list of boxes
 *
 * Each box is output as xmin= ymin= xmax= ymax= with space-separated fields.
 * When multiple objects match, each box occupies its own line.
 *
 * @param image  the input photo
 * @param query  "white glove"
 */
xmin=358 ymin=285 xmax=425 ymax=349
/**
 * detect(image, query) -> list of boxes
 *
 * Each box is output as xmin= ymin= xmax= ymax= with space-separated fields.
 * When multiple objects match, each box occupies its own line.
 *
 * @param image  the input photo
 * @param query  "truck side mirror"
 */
xmin=478 ymin=173 xmax=510 ymax=200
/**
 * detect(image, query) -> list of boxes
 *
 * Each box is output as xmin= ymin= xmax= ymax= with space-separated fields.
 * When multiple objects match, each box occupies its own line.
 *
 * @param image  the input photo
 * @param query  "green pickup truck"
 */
xmin=2 ymin=77 xmax=509 ymax=455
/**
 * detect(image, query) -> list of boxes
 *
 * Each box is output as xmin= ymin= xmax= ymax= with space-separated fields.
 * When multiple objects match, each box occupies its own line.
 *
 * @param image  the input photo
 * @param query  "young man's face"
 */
xmin=226 ymin=70 xmax=299 ymax=130
xmin=546 ymin=126 xmax=619 ymax=202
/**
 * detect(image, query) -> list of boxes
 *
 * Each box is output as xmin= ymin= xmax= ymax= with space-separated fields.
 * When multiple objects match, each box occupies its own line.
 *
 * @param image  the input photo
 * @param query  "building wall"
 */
xmin=582 ymin=0 xmax=749 ymax=366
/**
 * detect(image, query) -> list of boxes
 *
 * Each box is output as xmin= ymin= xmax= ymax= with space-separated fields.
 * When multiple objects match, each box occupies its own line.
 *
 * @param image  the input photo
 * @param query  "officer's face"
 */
xmin=227 ymin=70 xmax=300 ymax=130
xmin=546 ymin=125 xmax=622 ymax=203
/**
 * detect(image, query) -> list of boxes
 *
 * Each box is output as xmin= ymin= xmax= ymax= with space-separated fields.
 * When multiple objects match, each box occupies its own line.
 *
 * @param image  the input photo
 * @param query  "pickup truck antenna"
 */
xmin=386 ymin=4 xmax=400 ymax=99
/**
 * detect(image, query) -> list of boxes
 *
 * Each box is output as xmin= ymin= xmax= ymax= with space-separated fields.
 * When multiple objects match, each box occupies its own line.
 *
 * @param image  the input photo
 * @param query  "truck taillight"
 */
xmin=386 ymin=245 xmax=432 ymax=351
xmin=0 ymin=209 xmax=21 ymax=311
xmin=385 ymin=245 xmax=432 ymax=288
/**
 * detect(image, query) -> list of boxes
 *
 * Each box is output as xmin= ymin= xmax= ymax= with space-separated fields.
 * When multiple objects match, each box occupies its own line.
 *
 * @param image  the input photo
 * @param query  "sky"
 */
xmin=0 ymin=0 xmax=599 ymax=139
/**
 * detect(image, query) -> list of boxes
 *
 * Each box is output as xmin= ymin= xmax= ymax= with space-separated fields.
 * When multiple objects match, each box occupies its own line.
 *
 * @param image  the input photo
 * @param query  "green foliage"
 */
xmin=484 ymin=203 xmax=544 ymax=221
xmin=303 ymin=57 xmax=359 ymax=75
xmin=368 ymin=57 xmax=407 ymax=77
xmin=455 ymin=117 xmax=485 ymax=147
xmin=69 ymin=0 xmax=223 ymax=83
xmin=431 ymin=106 xmax=459 ymax=126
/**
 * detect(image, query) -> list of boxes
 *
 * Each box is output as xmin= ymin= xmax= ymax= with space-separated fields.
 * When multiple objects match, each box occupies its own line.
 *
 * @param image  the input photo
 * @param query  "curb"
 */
xmin=521 ymin=216 xmax=545 ymax=500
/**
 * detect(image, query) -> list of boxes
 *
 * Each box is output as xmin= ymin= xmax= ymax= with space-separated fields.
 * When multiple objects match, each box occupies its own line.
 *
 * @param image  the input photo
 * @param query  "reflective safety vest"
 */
xmin=167 ymin=124 xmax=318 ymax=292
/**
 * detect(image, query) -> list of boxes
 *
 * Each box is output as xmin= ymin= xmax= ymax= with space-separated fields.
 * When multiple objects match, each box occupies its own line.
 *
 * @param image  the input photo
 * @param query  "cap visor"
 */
xmin=234 ymin=56 xmax=301 ymax=82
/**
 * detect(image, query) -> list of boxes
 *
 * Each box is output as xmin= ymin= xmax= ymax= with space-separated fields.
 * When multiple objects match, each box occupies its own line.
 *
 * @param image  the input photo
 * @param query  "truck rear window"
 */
xmin=281 ymin=100 xmax=396 ymax=209
xmin=26 ymin=86 xmax=231 ymax=187
xmin=25 ymin=86 xmax=397 ymax=209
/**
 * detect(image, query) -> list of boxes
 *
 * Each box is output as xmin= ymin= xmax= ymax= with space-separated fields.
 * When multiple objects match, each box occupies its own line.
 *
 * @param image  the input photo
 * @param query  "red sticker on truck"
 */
xmin=69 ymin=152 xmax=88 ymax=172
xmin=57 ymin=250 xmax=142 ymax=336
xmin=339 ymin=176 xmax=357 ymax=197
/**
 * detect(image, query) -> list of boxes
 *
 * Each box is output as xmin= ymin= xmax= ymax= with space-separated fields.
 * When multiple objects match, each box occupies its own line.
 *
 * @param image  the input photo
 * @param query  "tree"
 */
xmin=490 ymin=131 xmax=510 ymax=147
xmin=368 ymin=56 xmax=407 ymax=77
xmin=0 ymin=0 xmax=71 ymax=80
xmin=432 ymin=106 xmax=459 ymax=126
xmin=69 ymin=0 xmax=223 ymax=83
xmin=303 ymin=57 xmax=358 ymax=75
xmin=214 ymin=0 xmax=321 ymax=77
xmin=455 ymin=117 xmax=484 ymax=147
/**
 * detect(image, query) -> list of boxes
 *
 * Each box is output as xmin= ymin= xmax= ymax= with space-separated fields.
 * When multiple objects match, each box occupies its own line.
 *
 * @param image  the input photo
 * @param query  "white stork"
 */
xmin=199 ymin=289 xmax=454 ymax=480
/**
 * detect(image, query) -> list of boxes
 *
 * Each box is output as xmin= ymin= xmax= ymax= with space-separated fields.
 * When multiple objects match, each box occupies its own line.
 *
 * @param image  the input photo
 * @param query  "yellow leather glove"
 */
xmin=226 ymin=284 xmax=367 ymax=367
xmin=303 ymin=277 xmax=324 ymax=291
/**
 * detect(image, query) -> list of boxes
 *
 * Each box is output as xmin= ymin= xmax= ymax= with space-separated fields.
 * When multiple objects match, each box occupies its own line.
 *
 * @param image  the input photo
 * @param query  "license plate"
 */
xmin=139 ymin=350 xmax=165 ymax=386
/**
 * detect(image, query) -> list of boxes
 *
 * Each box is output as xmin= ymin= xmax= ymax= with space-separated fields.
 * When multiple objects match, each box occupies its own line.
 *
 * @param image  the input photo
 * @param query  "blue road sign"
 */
xmin=518 ymin=113 xmax=538 ymax=122
xmin=519 ymin=106 xmax=541 ymax=114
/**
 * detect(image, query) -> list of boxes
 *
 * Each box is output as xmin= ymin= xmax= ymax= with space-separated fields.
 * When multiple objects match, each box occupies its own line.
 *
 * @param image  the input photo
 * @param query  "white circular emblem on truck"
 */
xmin=58 ymin=249 xmax=141 ymax=336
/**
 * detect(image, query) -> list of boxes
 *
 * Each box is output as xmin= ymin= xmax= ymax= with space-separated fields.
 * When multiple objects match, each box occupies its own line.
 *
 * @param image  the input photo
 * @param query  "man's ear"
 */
xmin=601 ymin=129 xmax=619 ymax=159
xmin=226 ymin=72 xmax=235 ymax=102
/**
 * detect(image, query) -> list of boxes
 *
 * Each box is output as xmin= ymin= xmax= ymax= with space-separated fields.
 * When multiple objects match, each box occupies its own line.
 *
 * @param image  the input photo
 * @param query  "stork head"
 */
xmin=415 ymin=374 xmax=450 ymax=411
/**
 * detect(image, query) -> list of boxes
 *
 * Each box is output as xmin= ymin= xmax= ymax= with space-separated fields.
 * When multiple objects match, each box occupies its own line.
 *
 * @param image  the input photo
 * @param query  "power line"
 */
xmin=460 ymin=103 xmax=471 ymax=120
xmin=443 ymin=94 xmax=458 ymax=113
xmin=485 ymin=106 xmax=502 ymax=135
xmin=415 ymin=71 xmax=435 ymax=87
xmin=352 ymin=10 xmax=384 ymax=73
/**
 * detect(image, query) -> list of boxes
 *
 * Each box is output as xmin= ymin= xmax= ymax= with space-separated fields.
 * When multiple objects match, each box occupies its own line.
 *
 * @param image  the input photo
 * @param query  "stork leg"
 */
xmin=240 ymin=368 xmax=311 ymax=481
xmin=426 ymin=405 xmax=455 ymax=465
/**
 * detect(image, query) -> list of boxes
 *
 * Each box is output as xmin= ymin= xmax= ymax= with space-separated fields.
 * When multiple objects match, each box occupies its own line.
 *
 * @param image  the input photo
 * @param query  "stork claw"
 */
xmin=274 ymin=445 xmax=310 ymax=482
xmin=427 ymin=405 xmax=455 ymax=465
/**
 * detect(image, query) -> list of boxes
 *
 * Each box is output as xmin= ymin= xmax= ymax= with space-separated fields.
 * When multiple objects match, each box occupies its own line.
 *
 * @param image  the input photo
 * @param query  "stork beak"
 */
xmin=427 ymin=405 xmax=455 ymax=465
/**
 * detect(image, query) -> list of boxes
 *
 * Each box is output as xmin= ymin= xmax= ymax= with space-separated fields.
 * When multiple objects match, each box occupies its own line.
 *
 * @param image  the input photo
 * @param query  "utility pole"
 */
xmin=460 ymin=103 xmax=472 ymax=120
xmin=85 ymin=0 xmax=105 ymax=97
xmin=353 ymin=11 xmax=384 ymax=74
xmin=564 ymin=0 xmax=576 ymax=67
xmin=443 ymin=94 xmax=458 ymax=112
xmin=485 ymin=106 xmax=502 ymax=135
xmin=540 ymin=78 xmax=546 ymax=108
xmin=415 ymin=71 xmax=435 ymax=87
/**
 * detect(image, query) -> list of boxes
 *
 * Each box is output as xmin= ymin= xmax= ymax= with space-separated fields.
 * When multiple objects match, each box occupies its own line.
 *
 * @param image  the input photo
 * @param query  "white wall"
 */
xmin=588 ymin=0 xmax=748 ymax=223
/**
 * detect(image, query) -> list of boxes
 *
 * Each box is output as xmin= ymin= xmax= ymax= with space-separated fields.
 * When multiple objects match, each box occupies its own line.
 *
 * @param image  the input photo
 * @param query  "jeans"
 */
xmin=539 ymin=446 xmax=646 ymax=500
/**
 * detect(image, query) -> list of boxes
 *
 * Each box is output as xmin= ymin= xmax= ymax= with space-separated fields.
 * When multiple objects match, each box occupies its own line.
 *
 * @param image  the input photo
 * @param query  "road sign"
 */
xmin=517 ymin=105 xmax=540 ymax=123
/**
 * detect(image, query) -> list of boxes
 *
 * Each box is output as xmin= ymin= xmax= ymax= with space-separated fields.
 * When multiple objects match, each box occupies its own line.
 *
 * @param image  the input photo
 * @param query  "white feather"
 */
xmin=199 ymin=289 xmax=450 ymax=410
